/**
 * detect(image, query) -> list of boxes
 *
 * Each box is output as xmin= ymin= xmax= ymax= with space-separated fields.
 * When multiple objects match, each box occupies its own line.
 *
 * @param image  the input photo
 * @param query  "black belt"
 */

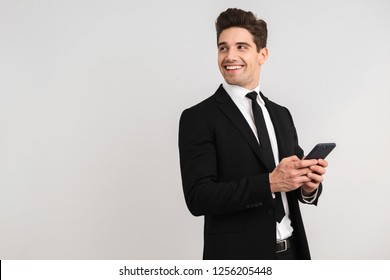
xmin=276 ymin=236 xmax=293 ymax=253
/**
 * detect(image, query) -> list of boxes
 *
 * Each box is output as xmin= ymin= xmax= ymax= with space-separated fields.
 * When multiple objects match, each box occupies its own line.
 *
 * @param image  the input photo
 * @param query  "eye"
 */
xmin=237 ymin=44 xmax=248 ymax=50
xmin=218 ymin=46 xmax=228 ymax=52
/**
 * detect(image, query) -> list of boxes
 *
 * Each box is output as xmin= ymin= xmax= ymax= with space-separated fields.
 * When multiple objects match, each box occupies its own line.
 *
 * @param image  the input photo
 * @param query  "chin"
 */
xmin=224 ymin=77 xmax=240 ymax=86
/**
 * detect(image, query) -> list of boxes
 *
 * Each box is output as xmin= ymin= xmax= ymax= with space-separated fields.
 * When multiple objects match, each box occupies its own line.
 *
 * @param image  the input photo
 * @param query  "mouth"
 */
xmin=224 ymin=65 xmax=244 ymax=71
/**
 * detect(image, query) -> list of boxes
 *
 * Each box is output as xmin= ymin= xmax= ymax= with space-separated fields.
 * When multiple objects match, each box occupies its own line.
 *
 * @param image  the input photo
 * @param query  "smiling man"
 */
xmin=178 ymin=8 xmax=328 ymax=260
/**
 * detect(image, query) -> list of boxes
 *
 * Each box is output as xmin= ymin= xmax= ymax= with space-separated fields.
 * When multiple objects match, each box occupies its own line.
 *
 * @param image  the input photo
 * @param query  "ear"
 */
xmin=258 ymin=47 xmax=269 ymax=65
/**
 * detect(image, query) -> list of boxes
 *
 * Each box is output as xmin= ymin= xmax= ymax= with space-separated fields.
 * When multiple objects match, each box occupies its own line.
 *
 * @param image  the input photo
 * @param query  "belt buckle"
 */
xmin=276 ymin=239 xmax=288 ymax=253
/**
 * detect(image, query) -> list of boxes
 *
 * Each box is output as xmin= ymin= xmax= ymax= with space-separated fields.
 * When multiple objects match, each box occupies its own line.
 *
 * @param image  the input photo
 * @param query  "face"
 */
xmin=218 ymin=27 xmax=268 ymax=90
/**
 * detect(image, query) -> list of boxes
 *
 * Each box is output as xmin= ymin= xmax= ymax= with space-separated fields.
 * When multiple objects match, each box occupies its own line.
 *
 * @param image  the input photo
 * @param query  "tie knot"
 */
xmin=246 ymin=91 xmax=258 ymax=101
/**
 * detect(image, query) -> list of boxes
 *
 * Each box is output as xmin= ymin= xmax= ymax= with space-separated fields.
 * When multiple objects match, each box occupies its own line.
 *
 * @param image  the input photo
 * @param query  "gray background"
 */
xmin=1 ymin=0 xmax=389 ymax=259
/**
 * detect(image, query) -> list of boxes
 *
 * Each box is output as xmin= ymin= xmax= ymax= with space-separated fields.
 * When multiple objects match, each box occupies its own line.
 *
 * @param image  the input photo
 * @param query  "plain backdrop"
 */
xmin=1 ymin=0 xmax=389 ymax=259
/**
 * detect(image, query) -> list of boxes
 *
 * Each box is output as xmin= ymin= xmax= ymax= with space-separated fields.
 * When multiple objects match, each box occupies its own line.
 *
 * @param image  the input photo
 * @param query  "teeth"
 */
xmin=226 ymin=65 xmax=242 ymax=70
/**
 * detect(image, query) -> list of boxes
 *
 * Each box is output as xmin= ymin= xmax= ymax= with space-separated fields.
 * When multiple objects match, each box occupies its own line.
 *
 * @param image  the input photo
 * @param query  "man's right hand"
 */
xmin=269 ymin=156 xmax=318 ymax=193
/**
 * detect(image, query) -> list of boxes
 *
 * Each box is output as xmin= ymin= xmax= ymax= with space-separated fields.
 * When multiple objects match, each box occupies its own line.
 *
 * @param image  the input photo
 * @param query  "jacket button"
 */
xmin=268 ymin=209 xmax=274 ymax=216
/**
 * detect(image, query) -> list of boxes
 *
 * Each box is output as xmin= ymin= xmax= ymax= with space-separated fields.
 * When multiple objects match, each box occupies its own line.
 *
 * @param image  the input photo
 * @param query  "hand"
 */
xmin=269 ymin=156 xmax=318 ymax=193
xmin=301 ymin=159 xmax=328 ymax=195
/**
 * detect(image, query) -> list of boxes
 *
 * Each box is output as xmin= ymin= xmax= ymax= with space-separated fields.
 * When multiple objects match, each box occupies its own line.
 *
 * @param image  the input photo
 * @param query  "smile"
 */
xmin=224 ymin=65 xmax=243 ymax=70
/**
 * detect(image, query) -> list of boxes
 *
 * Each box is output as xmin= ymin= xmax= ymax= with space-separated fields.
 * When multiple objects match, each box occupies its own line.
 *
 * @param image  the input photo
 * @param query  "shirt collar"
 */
xmin=222 ymin=82 xmax=264 ymax=105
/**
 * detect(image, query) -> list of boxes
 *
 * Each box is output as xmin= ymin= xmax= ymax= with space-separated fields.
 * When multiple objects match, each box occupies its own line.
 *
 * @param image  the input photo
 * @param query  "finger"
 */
xmin=307 ymin=172 xmax=323 ymax=183
xmin=294 ymin=167 xmax=312 ymax=177
xmin=318 ymin=159 xmax=329 ymax=168
xmin=295 ymin=159 xmax=318 ymax=169
xmin=303 ymin=181 xmax=320 ymax=190
xmin=284 ymin=176 xmax=312 ymax=190
xmin=295 ymin=174 xmax=313 ymax=185
xmin=309 ymin=165 xmax=326 ymax=175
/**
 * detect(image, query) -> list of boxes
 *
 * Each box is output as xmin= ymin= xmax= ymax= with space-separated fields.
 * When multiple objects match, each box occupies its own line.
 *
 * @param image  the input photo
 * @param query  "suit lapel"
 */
xmin=215 ymin=85 xmax=275 ymax=172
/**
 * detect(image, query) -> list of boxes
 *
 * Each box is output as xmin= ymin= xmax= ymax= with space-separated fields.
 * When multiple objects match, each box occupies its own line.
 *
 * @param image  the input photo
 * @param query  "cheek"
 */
xmin=217 ymin=57 xmax=226 ymax=71
xmin=218 ymin=54 xmax=224 ymax=65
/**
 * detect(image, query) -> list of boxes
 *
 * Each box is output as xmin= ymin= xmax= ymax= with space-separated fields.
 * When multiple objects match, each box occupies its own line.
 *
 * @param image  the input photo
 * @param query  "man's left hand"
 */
xmin=301 ymin=159 xmax=328 ymax=195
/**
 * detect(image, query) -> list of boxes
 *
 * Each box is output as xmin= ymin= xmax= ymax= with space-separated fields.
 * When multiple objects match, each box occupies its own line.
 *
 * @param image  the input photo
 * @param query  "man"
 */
xmin=178 ymin=8 xmax=328 ymax=260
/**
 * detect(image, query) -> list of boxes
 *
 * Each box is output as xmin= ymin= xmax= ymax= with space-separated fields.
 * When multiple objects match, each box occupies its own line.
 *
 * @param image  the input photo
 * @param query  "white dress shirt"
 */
xmin=222 ymin=82 xmax=294 ymax=240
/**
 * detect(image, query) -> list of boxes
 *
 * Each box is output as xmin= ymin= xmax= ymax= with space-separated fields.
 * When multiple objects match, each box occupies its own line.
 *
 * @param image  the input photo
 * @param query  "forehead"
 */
xmin=218 ymin=27 xmax=255 ymax=45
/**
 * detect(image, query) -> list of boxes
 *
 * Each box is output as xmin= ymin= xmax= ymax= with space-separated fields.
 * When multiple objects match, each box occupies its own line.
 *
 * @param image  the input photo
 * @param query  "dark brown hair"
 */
xmin=215 ymin=8 xmax=268 ymax=52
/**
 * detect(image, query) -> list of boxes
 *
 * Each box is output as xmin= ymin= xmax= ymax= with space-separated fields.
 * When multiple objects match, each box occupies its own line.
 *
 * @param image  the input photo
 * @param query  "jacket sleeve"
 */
xmin=178 ymin=108 xmax=273 ymax=217
xmin=285 ymin=107 xmax=323 ymax=205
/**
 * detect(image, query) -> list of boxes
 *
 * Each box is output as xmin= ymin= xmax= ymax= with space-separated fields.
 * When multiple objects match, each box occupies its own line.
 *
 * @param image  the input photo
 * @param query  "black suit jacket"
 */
xmin=179 ymin=85 xmax=322 ymax=260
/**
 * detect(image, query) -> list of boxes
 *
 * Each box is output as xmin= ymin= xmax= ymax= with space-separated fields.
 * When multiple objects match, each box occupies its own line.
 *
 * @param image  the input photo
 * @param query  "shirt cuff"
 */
xmin=301 ymin=188 xmax=318 ymax=203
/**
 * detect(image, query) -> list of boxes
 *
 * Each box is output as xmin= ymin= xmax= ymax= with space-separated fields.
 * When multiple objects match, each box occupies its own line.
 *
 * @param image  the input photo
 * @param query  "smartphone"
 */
xmin=305 ymin=143 xmax=336 ymax=160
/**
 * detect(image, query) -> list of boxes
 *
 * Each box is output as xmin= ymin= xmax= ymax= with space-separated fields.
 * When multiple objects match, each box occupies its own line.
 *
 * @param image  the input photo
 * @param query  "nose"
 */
xmin=224 ymin=48 xmax=239 ymax=62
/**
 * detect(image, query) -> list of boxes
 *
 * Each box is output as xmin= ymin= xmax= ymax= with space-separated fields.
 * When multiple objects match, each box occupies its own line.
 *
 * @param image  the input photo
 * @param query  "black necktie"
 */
xmin=246 ymin=91 xmax=285 ymax=223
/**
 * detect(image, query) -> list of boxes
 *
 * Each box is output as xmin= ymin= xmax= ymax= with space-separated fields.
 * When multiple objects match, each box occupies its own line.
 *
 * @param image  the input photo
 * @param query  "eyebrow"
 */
xmin=218 ymin=42 xmax=252 ymax=47
xmin=236 ymin=42 xmax=251 ymax=47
